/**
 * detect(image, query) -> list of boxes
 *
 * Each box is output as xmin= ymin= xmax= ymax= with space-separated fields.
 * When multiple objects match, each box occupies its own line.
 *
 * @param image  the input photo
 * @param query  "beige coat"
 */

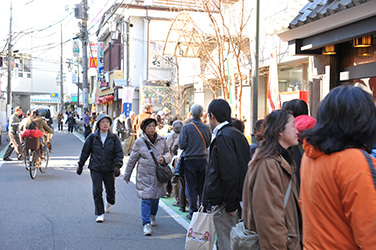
xmin=124 ymin=133 xmax=171 ymax=199
xmin=242 ymin=150 xmax=302 ymax=250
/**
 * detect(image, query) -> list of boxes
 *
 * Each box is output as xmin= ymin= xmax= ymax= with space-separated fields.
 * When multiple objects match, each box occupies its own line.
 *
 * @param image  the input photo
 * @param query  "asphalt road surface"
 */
xmin=0 ymin=130 xmax=188 ymax=249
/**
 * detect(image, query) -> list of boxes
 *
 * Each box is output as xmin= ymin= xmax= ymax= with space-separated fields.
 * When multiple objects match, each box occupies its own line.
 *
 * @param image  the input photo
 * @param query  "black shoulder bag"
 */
xmin=143 ymin=139 xmax=173 ymax=183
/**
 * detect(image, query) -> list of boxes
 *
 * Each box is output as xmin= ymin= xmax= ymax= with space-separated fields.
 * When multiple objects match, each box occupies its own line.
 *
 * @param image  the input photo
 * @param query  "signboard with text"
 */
xmin=73 ymin=40 xmax=80 ymax=57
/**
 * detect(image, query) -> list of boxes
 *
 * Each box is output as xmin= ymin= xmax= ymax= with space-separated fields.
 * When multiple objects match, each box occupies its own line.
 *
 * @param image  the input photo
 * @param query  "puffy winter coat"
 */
xmin=124 ymin=133 xmax=171 ymax=199
xmin=78 ymin=130 xmax=123 ymax=172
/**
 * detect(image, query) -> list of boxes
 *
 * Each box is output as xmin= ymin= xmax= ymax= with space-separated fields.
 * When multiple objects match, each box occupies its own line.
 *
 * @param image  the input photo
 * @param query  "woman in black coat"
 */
xmin=77 ymin=113 xmax=123 ymax=222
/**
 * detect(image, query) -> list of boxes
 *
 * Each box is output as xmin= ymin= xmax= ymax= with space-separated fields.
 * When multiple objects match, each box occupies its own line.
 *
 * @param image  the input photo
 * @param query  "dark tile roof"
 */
xmin=289 ymin=0 xmax=371 ymax=29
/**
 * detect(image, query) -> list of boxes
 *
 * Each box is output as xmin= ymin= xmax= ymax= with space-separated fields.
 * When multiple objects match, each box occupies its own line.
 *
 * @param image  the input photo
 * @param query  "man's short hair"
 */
xmin=15 ymin=106 xmax=22 ymax=111
xmin=190 ymin=104 xmax=203 ymax=119
xmin=208 ymin=99 xmax=231 ymax=123
xmin=144 ymin=103 xmax=152 ymax=112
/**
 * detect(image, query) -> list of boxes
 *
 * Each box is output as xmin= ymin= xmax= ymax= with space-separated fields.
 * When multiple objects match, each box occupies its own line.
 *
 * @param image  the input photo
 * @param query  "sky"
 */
xmin=0 ymin=0 xmax=115 ymax=72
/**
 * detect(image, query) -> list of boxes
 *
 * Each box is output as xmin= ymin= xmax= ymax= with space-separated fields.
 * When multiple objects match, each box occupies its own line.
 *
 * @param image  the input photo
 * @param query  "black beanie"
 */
xmin=208 ymin=99 xmax=231 ymax=123
xmin=141 ymin=118 xmax=157 ymax=131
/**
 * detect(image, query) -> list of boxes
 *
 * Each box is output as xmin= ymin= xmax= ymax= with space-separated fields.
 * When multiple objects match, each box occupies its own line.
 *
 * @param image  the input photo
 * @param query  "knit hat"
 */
xmin=140 ymin=118 xmax=157 ymax=131
xmin=295 ymin=115 xmax=316 ymax=142
xmin=96 ymin=113 xmax=112 ymax=130
xmin=208 ymin=99 xmax=231 ymax=123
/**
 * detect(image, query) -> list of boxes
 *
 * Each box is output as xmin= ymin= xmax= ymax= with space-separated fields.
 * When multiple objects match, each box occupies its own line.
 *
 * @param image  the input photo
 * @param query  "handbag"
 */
xmin=185 ymin=206 xmax=216 ymax=250
xmin=230 ymin=179 xmax=292 ymax=250
xmin=143 ymin=139 xmax=173 ymax=183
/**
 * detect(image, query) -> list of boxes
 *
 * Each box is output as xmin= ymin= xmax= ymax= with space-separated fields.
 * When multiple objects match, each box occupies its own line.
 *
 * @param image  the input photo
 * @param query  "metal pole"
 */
xmin=251 ymin=0 xmax=260 ymax=143
xmin=126 ymin=19 xmax=130 ymax=87
xmin=7 ymin=1 xmax=13 ymax=111
xmin=60 ymin=24 xmax=64 ymax=112
xmin=82 ymin=0 xmax=89 ymax=111
xmin=77 ymin=62 xmax=80 ymax=109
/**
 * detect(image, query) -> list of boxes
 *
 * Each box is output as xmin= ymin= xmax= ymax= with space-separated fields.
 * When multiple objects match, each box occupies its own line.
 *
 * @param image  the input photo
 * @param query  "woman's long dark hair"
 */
xmin=301 ymin=85 xmax=376 ymax=154
xmin=251 ymin=110 xmax=292 ymax=164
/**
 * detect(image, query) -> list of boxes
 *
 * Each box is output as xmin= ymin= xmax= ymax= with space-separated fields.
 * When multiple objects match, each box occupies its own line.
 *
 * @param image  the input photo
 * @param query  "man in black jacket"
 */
xmin=203 ymin=99 xmax=250 ymax=250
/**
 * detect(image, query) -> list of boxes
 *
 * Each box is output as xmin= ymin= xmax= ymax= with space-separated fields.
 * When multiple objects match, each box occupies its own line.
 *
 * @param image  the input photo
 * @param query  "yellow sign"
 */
xmin=90 ymin=57 xmax=97 ymax=68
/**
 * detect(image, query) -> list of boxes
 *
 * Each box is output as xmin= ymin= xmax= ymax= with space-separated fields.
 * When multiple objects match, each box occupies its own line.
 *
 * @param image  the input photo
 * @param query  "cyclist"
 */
xmin=26 ymin=110 xmax=54 ymax=158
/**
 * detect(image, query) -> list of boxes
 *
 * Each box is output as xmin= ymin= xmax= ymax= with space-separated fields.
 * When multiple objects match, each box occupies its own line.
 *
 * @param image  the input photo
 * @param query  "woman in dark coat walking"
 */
xmin=77 ymin=113 xmax=123 ymax=222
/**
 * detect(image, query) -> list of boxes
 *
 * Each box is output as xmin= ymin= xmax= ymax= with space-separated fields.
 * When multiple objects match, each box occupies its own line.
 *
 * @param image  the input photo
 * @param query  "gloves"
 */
xmin=114 ymin=167 xmax=121 ymax=177
xmin=76 ymin=165 xmax=83 ymax=175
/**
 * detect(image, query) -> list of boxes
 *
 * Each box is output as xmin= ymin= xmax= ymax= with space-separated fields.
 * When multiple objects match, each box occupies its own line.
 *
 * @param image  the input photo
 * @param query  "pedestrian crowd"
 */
xmin=4 ymin=84 xmax=375 ymax=249
xmin=75 ymin=85 xmax=376 ymax=249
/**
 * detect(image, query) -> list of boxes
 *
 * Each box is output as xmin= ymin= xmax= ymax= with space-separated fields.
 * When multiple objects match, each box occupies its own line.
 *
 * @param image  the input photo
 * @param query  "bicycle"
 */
xmin=23 ymin=137 xmax=49 ymax=179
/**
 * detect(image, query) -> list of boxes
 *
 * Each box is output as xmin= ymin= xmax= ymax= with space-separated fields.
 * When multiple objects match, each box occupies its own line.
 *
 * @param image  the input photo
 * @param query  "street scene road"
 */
xmin=0 ymin=129 xmax=189 ymax=249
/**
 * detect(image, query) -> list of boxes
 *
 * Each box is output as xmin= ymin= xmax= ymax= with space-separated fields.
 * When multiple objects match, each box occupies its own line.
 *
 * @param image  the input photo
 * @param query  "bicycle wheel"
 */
xmin=29 ymin=150 xmax=38 ymax=179
xmin=39 ymin=146 xmax=49 ymax=173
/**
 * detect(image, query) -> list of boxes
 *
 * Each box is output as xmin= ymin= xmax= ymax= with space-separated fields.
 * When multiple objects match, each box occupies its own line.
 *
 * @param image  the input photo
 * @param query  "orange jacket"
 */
xmin=300 ymin=141 xmax=376 ymax=249
xmin=132 ymin=111 xmax=151 ymax=135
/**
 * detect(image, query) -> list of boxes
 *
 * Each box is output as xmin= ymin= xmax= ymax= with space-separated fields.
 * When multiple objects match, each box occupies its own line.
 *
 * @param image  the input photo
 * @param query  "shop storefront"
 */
xmin=278 ymin=0 xmax=376 ymax=115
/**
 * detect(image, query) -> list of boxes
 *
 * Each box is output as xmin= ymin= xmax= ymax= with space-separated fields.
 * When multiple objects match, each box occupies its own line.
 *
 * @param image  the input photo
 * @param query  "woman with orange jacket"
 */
xmin=300 ymin=85 xmax=376 ymax=249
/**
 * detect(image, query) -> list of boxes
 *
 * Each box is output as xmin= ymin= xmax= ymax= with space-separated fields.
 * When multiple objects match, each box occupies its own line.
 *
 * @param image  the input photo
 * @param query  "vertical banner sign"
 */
xmin=89 ymin=42 xmax=98 ymax=68
xmin=83 ymin=88 xmax=89 ymax=110
xmin=120 ymin=87 xmax=135 ymax=117
xmin=267 ymin=51 xmax=280 ymax=113
xmin=89 ymin=57 xmax=97 ymax=68
xmin=73 ymin=40 xmax=80 ymax=58
xmin=97 ymin=42 xmax=104 ymax=80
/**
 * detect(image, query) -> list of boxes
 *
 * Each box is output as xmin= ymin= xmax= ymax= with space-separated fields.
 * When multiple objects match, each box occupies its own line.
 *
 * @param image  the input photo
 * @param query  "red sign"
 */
xmin=89 ymin=57 xmax=97 ymax=68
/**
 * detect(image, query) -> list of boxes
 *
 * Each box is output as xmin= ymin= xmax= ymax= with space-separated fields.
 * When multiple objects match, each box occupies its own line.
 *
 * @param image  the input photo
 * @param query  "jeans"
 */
xmin=184 ymin=158 xmax=207 ymax=216
xmin=90 ymin=170 xmax=116 ymax=215
xmin=141 ymin=199 xmax=159 ymax=226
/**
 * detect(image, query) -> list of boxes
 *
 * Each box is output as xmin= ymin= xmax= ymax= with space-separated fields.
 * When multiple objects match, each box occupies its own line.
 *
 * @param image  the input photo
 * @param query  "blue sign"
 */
xmin=51 ymin=93 xmax=59 ymax=98
xmin=123 ymin=103 xmax=132 ymax=117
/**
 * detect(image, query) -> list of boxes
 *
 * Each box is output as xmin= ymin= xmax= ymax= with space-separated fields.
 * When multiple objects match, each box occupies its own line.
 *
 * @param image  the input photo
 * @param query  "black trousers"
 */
xmin=179 ymin=176 xmax=186 ymax=210
xmin=68 ymin=125 xmax=74 ymax=133
xmin=58 ymin=122 xmax=63 ymax=131
xmin=90 ymin=170 xmax=115 ymax=215
xmin=84 ymin=125 xmax=91 ymax=139
xmin=184 ymin=159 xmax=206 ymax=216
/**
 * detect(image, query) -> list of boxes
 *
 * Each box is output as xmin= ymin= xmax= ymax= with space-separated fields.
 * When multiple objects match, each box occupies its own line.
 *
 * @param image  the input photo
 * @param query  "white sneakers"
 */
xmin=143 ymin=223 xmax=152 ymax=236
xmin=96 ymin=214 xmax=104 ymax=223
xmin=150 ymin=215 xmax=156 ymax=226
xmin=105 ymin=203 xmax=112 ymax=213
xmin=96 ymin=203 xmax=112 ymax=223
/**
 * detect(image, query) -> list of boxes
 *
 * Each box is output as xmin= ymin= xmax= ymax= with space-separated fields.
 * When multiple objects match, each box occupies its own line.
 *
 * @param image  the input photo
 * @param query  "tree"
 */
xmin=195 ymin=0 xmax=252 ymax=118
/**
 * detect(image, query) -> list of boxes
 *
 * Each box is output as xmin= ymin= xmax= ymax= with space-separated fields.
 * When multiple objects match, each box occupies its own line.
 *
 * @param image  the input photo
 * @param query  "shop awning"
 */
xmin=114 ymin=79 xmax=127 ymax=87
xmin=278 ymin=0 xmax=376 ymax=55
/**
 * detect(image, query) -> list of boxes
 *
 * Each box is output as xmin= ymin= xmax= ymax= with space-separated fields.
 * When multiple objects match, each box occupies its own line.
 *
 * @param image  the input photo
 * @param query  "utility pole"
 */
xmin=252 ymin=0 xmax=260 ymax=143
xmin=81 ymin=0 xmax=89 ymax=111
xmin=60 ymin=24 xmax=64 ymax=112
xmin=7 ymin=1 xmax=13 ymax=115
xmin=77 ymin=61 xmax=80 ymax=109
